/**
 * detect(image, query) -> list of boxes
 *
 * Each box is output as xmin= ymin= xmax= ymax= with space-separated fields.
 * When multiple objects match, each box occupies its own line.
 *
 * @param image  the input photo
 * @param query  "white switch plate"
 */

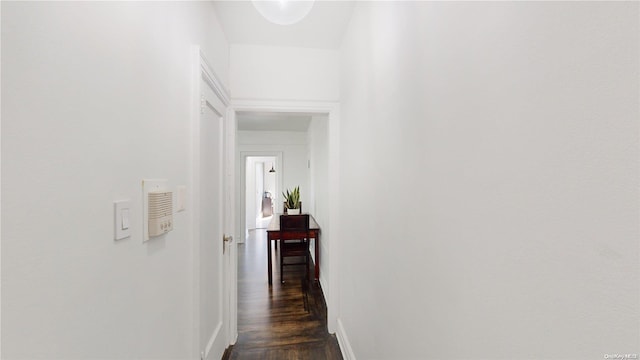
xmin=114 ymin=200 xmax=131 ymax=240
xmin=177 ymin=185 xmax=186 ymax=212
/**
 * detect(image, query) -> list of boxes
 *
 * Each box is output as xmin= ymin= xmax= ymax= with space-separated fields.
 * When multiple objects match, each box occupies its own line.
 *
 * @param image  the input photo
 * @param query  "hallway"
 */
xmin=224 ymin=229 xmax=342 ymax=359
xmin=3 ymin=2 xmax=638 ymax=358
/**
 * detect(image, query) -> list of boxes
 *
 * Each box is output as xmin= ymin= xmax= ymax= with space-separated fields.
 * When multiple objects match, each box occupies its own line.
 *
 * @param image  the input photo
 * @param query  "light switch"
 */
xmin=114 ymin=200 xmax=131 ymax=240
xmin=121 ymin=209 xmax=130 ymax=230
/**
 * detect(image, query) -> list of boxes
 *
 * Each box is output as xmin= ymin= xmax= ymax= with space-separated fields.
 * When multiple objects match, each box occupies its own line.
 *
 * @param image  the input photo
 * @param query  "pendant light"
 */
xmin=252 ymin=0 xmax=314 ymax=26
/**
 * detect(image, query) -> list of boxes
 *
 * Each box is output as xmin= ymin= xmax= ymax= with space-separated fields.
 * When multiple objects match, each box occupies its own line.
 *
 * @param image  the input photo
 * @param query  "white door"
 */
xmin=198 ymin=80 xmax=227 ymax=360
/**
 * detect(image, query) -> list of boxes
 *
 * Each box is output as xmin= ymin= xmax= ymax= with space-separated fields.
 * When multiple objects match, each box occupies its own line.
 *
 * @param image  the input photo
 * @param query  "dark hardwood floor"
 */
xmin=223 ymin=228 xmax=342 ymax=360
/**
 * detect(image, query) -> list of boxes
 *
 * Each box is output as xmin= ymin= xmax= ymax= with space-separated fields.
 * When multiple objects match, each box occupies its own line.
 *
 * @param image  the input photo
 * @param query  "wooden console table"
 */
xmin=266 ymin=214 xmax=320 ymax=286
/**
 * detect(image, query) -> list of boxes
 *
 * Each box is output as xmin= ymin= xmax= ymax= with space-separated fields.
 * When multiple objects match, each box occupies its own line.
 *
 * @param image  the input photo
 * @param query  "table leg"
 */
xmin=268 ymin=238 xmax=272 ymax=286
xmin=314 ymin=235 xmax=320 ymax=282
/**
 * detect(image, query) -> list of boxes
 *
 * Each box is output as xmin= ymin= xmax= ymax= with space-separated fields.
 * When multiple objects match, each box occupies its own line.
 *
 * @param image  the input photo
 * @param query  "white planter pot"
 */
xmin=287 ymin=208 xmax=300 ymax=215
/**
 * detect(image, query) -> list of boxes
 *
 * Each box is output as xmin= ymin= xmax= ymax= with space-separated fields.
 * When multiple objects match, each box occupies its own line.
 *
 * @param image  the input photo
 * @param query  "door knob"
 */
xmin=223 ymin=234 xmax=233 ymax=254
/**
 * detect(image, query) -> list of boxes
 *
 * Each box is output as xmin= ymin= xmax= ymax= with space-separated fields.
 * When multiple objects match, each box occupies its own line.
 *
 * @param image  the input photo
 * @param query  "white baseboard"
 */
xmin=203 ymin=321 xmax=224 ymax=360
xmin=319 ymin=277 xmax=329 ymax=302
xmin=336 ymin=318 xmax=356 ymax=360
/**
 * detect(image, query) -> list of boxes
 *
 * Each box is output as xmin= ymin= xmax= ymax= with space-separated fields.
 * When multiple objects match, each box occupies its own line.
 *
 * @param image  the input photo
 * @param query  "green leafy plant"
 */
xmin=282 ymin=186 xmax=300 ymax=210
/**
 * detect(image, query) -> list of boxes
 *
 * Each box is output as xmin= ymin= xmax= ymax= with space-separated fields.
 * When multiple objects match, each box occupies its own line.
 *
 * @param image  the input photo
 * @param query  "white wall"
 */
xmin=246 ymin=159 xmax=257 ymax=230
xmin=255 ymin=162 xmax=264 ymax=224
xmin=338 ymin=2 xmax=639 ymax=359
xmin=1 ymin=2 xmax=228 ymax=359
xmin=263 ymin=160 xmax=276 ymax=203
xmin=238 ymin=131 xmax=309 ymax=239
xmin=307 ymin=116 xmax=330 ymax=290
xmin=242 ymin=132 xmax=308 ymax=210
xmin=230 ymin=44 xmax=339 ymax=101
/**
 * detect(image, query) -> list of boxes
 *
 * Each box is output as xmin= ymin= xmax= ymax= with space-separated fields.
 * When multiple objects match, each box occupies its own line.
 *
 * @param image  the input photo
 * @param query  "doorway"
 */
xmin=245 ymin=156 xmax=278 ymax=232
xmin=240 ymin=152 xmax=283 ymax=242
xmin=231 ymin=102 xmax=340 ymax=336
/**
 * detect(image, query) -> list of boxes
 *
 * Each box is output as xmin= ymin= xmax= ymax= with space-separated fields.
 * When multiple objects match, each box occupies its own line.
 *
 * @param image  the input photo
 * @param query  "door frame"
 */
xmin=230 ymin=99 xmax=341 ymax=334
xmin=191 ymin=47 xmax=236 ymax=360
xmin=239 ymin=152 xmax=283 ymax=242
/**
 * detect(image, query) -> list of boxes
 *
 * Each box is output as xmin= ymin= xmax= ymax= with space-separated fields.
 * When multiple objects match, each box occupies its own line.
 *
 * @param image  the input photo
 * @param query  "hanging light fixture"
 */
xmin=269 ymin=163 xmax=276 ymax=173
xmin=252 ymin=0 xmax=315 ymax=26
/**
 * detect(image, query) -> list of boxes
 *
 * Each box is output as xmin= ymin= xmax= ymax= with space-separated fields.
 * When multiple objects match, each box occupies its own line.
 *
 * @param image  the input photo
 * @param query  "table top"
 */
xmin=266 ymin=214 xmax=320 ymax=232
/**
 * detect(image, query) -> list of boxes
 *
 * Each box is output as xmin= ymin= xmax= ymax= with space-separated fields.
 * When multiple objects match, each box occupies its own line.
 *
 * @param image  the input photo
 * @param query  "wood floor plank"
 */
xmin=223 ymin=229 xmax=342 ymax=360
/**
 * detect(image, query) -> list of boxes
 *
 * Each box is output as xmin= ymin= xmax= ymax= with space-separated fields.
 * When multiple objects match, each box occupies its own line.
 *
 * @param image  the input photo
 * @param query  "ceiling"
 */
xmin=212 ymin=1 xmax=355 ymax=49
xmin=237 ymin=112 xmax=313 ymax=132
xmin=215 ymin=1 xmax=349 ymax=131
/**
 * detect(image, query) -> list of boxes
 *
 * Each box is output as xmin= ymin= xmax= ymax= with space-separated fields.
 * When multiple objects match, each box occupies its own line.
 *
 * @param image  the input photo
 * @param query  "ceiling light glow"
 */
xmin=253 ymin=0 xmax=314 ymax=26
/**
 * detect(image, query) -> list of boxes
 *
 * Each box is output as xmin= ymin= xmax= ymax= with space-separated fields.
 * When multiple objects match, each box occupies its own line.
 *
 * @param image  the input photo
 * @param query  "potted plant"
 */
xmin=282 ymin=186 xmax=301 ymax=215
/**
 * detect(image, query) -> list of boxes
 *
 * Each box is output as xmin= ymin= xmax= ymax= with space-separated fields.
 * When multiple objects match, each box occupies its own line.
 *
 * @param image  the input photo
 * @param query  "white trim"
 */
xmin=0 ymin=1 xmax=3 ymax=354
xmin=0 ymin=3 xmax=3 ymax=354
xmin=192 ymin=45 xmax=237 ymax=360
xmin=224 ymin=107 xmax=239 ymax=348
xmin=319 ymin=277 xmax=329 ymax=304
xmin=336 ymin=318 xmax=356 ymax=360
xmin=190 ymin=46 xmax=202 ymax=360
xmin=231 ymin=99 xmax=338 ymax=113
xmin=203 ymin=321 xmax=223 ymax=360
xmin=326 ymin=104 xmax=341 ymax=335
xmin=199 ymin=50 xmax=230 ymax=106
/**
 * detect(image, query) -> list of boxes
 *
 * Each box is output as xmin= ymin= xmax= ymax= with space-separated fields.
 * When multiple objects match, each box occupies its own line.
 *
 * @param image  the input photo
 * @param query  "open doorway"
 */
xmin=239 ymin=151 xmax=283 ymax=242
xmin=229 ymin=108 xmax=340 ymax=358
xmin=231 ymin=101 xmax=340 ymax=342
xmin=245 ymin=156 xmax=278 ymax=232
